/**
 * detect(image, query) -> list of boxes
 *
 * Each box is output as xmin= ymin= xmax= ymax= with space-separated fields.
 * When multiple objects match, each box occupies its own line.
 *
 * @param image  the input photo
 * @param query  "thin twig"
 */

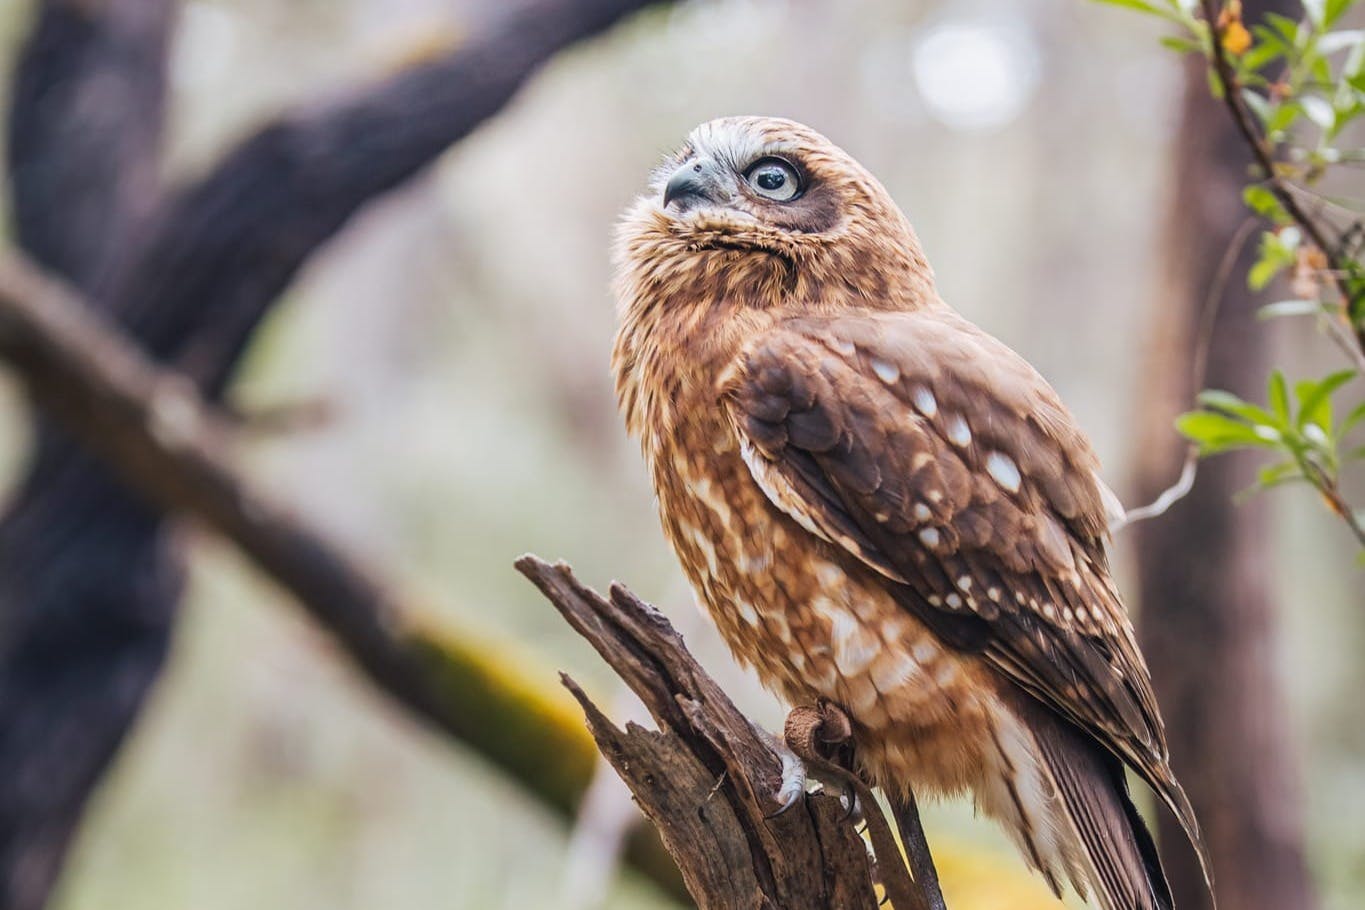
xmin=1303 ymin=460 xmax=1365 ymax=547
xmin=1200 ymin=0 xmax=1365 ymax=546
xmin=1116 ymin=218 xmax=1258 ymax=530
xmin=1201 ymin=0 xmax=1365 ymax=352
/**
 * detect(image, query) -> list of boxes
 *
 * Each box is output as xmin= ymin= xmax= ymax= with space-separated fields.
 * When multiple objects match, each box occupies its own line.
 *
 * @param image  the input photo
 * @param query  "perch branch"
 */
xmin=516 ymin=555 xmax=936 ymax=909
xmin=0 ymin=250 xmax=686 ymax=900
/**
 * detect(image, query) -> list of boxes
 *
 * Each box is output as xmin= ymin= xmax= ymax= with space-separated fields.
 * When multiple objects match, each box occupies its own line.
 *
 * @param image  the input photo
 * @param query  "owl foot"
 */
xmin=762 ymin=701 xmax=859 ymax=818
xmin=765 ymin=739 xmax=808 ymax=818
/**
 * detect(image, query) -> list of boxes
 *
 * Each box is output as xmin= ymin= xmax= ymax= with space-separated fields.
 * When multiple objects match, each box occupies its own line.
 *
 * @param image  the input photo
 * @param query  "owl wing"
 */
xmin=719 ymin=307 xmax=1202 ymax=855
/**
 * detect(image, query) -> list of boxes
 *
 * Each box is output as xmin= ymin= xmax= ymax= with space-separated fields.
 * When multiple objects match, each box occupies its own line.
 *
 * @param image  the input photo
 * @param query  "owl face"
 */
xmin=651 ymin=117 xmax=851 ymax=239
xmin=615 ymin=116 xmax=934 ymax=316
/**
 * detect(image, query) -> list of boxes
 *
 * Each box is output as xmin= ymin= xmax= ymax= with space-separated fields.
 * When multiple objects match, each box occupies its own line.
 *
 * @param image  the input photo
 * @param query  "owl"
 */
xmin=611 ymin=116 xmax=1209 ymax=910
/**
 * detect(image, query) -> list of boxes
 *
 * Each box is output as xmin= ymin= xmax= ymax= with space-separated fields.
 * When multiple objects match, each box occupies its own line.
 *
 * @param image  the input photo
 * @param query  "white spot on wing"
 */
xmin=946 ymin=413 xmax=972 ymax=447
xmin=913 ymin=503 xmax=932 ymax=521
xmin=870 ymin=356 xmax=900 ymax=385
xmin=871 ymin=654 xmax=923 ymax=692
xmin=830 ymin=608 xmax=879 ymax=678
xmin=918 ymin=527 xmax=941 ymax=548
xmin=985 ymin=451 xmax=1022 ymax=492
xmin=814 ymin=560 xmax=845 ymax=591
xmin=912 ymin=386 xmax=938 ymax=417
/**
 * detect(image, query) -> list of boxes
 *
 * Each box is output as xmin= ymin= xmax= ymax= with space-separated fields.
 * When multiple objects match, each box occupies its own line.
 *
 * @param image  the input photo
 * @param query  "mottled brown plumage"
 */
xmin=612 ymin=117 xmax=1210 ymax=910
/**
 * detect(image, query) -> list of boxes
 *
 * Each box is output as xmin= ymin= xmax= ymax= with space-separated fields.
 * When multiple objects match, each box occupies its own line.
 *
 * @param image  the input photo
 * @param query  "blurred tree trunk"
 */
xmin=1131 ymin=8 xmax=1316 ymax=909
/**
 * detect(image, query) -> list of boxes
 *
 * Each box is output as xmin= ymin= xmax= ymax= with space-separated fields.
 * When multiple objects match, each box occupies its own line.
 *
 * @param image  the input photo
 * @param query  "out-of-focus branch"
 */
xmin=515 ymin=556 xmax=904 ymax=909
xmin=1 ymin=4 xmax=176 ymax=904
xmin=0 ymin=250 xmax=686 ymax=902
xmin=6 ymin=0 xmax=173 ymax=293
xmin=110 ymin=0 xmax=669 ymax=396
xmin=0 ymin=2 xmax=669 ymax=906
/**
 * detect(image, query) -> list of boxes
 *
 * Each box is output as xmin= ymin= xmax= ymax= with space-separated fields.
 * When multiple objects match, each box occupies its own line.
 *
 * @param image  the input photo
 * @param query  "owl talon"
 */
xmin=839 ymin=785 xmax=863 ymax=823
xmin=766 ymin=742 xmax=809 ymax=818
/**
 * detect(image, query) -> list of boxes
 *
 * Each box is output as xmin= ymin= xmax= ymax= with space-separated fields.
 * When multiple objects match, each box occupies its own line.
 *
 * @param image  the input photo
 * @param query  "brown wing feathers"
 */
xmin=723 ymin=310 xmax=1212 ymax=890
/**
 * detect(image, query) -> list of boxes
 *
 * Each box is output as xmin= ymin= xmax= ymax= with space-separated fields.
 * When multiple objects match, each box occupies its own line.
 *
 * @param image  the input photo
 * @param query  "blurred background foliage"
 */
xmin=0 ymin=0 xmax=1360 ymax=908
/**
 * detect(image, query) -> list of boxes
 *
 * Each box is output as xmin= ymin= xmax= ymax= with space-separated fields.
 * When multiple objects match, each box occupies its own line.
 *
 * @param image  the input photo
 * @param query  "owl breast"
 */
xmin=646 ymin=406 xmax=1000 ymax=798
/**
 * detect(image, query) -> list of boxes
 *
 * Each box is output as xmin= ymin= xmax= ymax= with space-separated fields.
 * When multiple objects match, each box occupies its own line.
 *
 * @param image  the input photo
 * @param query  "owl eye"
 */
xmin=744 ymin=157 xmax=802 ymax=201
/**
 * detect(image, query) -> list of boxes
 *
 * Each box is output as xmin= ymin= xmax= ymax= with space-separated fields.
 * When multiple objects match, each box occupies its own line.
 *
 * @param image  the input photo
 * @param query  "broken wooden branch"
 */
xmin=517 ymin=555 xmax=938 ymax=909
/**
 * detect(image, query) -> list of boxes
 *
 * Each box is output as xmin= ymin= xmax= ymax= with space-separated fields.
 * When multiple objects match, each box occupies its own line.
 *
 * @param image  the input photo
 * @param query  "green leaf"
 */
xmin=1176 ymin=411 xmax=1285 ymax=454
xmin=1269 ymin=370 xmax=1291 ymax=423
xmin=1160 ymin=35 xmax=1204 ymax=54
xmin=1313 ymin=52 xmax=1334 ymax=85
xmin=1089 ymin=0 xmax=1171 ymax=15
xmin=1250 ymin=260 xmax=1281 ymax=290
xmin=1258 ymin=299 xmax=1324 ymax=319
xmin=1241 ymin=39 xmax=1285 ymax=71
xmin=1207 ymin=64 xmax=1226 ymax=100
xmin=1297 ymin=369 xmax=1357 ymax=431
xmin=1244 ymin=184 xmax=1289 ymax=221
xmin=1326 ymin=0 xmax=1358 ymax=28
xmin=1266 ymin=99 xmax=1303 ymax=134
xmin=1258 ymin=459 xmax=1304 ymax=488
xmin=1266 ymin=13 xmax=1304 ymax=47
xmin=1253 ymin=23 xmax=1291 ymax=56
xmin=1339 ymin=400 xmax=1365 ymax=436
xmin=1250 ymin=228 xmax=1302 ymax=289
xmin=1198 ymin=389 xmax=1279 ymax=425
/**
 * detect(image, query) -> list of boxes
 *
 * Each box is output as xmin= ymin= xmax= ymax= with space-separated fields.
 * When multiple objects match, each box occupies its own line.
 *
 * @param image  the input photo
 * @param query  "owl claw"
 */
xmin=766 ymin=742 xmax=809 ymax=818
xmin=839 ymin=785 xmax=862 ymax=823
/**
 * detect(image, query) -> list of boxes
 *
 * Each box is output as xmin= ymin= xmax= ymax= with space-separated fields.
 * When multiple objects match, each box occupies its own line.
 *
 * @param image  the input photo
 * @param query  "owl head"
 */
xmin=614 ymin=117 xmax=936 ymax=312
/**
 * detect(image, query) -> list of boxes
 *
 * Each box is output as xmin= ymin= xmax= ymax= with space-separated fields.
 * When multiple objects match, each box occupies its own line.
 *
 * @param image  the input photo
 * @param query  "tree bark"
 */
xmin=1131 ymin=19 xmax=1316 ymax=910
xmin=515 ymin=556 xmax=916 ymax=910
xmin=0 ymin=2 xmax=667 ymax=907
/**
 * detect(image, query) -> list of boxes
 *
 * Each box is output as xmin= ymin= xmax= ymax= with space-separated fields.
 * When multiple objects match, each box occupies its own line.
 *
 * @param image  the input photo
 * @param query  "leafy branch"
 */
xmin=1097 ymin=0 xmax=1365 ymax=548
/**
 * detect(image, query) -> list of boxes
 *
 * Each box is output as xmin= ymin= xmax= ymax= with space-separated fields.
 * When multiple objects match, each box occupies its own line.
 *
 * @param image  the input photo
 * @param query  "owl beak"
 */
xmin=663 ymin=157 xmax=726 ymax=209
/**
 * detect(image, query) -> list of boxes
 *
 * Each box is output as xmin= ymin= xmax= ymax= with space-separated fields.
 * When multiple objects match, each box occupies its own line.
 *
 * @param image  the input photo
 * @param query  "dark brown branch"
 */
xmin=889 ymin=792 xmax=946 ymax=910
xmin=109 ymin=0 xmax=668 ymax=396
xmin=516 ymin=555 xmax=928 ymax=909
xmin=0 ymin=250 xmax=685 ymax=902
xmin=1 ymin=4 xmax=174 ymax=904
xmin=6 ymin=0 xmax=173 ymax=294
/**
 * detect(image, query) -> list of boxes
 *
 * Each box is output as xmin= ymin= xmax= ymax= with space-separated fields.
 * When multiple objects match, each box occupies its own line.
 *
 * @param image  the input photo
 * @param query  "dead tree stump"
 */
xmin=517 ymin=555 xmax=931 ymax=909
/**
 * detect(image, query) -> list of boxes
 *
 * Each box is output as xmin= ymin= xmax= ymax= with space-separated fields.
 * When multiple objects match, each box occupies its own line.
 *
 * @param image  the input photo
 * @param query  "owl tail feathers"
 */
xmin=1029 ymin=716 xmax=1175 ymax=910
xmin=1146 ymin=766 xmax=1217 ymax=904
